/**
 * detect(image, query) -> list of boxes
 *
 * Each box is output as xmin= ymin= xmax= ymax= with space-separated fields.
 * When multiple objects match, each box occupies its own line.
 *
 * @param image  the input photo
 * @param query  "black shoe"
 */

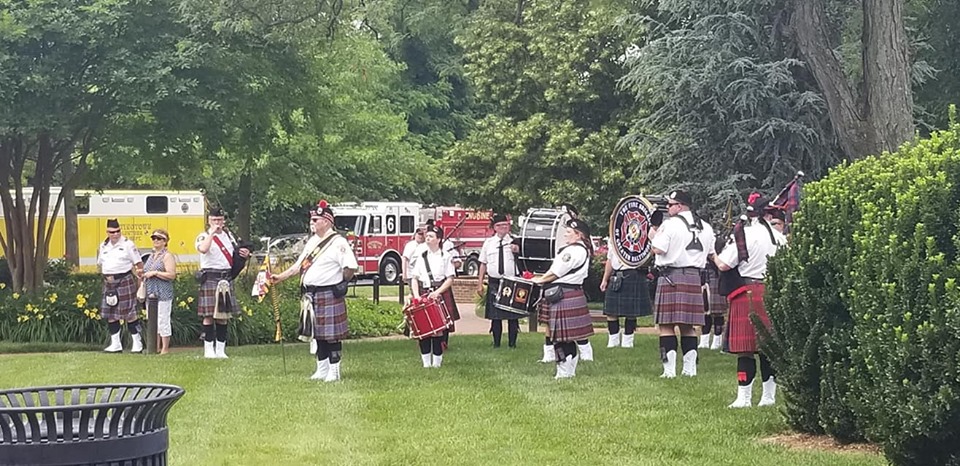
xmin=493 ymin=340 xmax=502 ymax=348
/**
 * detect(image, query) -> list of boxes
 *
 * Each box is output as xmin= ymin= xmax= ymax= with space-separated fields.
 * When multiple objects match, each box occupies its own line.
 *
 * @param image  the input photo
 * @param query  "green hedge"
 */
xmin=0 ymin=271 xmax=403 ymax=347
xmin=764 ymin=108 xmax=960 ymax=465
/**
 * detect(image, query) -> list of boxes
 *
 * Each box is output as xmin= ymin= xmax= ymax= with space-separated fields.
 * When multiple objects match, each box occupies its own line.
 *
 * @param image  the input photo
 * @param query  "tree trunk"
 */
xmin=862 ymin=0 xmax=915 ymax=152
xmin=63 ymin=162 xmax=80 ymax=267
xmin=236 ymin=170 xmax=253 ymax=241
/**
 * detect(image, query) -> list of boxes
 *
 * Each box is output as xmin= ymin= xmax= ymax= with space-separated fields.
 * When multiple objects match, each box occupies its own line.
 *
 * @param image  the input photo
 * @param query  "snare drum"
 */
xmin=403 ymin=296 xmax=453 ymax=339
xmin=494 ymin=276 xmax=543 ymax=315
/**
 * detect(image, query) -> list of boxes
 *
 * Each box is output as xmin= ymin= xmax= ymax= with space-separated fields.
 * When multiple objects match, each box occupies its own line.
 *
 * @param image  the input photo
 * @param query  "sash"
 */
xmin=211 ymin=235 xmax=234 ymax=267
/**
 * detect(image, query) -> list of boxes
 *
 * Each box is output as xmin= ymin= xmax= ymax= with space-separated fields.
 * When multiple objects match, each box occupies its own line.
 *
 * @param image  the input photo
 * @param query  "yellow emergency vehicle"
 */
xmin=0 ymin=188 xmax=206 ymax=270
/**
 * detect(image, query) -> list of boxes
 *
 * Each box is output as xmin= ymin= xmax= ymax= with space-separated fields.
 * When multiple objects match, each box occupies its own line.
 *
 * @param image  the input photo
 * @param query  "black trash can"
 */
xmin=0 ymin=383 xmax=185 ymax=466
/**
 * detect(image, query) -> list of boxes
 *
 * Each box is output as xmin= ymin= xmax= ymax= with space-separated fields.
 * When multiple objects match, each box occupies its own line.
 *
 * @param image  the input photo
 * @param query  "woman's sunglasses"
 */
xmin=151 ymin=236 xmax=167 ymax=241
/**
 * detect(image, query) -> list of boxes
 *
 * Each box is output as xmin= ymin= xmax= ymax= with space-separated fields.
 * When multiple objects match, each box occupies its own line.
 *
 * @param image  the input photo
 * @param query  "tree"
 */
xmin=0 ymin=0 xmax=201 ymax=291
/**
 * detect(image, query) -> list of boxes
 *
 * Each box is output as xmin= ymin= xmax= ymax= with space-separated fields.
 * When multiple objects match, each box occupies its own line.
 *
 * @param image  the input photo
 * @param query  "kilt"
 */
xmin=197 ymin=275 xmax=239 ymax=318
xmin=703 ymin=268 xmax=728 ymax=315
xmin=603 ymin=269 xmax=652 ymax=318
xmin=484 ymin=277 xmax=523 ymax=320
xmin=100 ymin=273 xmax=138 ymax=322
xmin=537 ymin=288 xmax=594 ymax=342
xmin=654 ymin=267 xmax=704 ymax=325
xmin=309 ymin=289 xmax=349 ymax=341
xmin=724 ymin=283 xmax=771 ymax=353
xmin=425 ymin=285 xmax=459 ymax=333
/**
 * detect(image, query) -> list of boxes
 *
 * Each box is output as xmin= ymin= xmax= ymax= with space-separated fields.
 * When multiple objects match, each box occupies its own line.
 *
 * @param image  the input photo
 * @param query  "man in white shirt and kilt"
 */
xmin=533 ymin=219 xmax=594 ymax=379
xmin=476 ymin=213 xmax=522 ymax=348
xmin=272 ymin=200 xmax=358 ymax=382
xmin=714 ymin=197 xmax=786 ymax=408
xmin=650 ymin=190 xmax=716 ymax=378
xmin=195 ymin=207 xmax=250 ymax=359
xmin=98 ymin=219 xmax=144 ymax=353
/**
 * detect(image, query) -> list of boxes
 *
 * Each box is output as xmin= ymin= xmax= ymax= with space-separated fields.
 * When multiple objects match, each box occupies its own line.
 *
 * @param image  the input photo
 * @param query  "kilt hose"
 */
xmin=197 ymin=275 xmax=239 ymax=319
xmin=308 ymin=289 xmax=349 ymax=341
xmin=603 ymin=269 xmax=652 ymax=318
xmin=484 ymin=277 xmax=524 ymax=320
xmin=537 ymin=288 xmax=594 ymax=342
xmin=703 ymin=268 xmax=728 ymax=316
xmin=654 ymin=267 xmax=704 ymax=326
xmin=724 ymin=283 xmax=771 ymax=353
xmin=100 ymin=273 xmax=138 ymax=322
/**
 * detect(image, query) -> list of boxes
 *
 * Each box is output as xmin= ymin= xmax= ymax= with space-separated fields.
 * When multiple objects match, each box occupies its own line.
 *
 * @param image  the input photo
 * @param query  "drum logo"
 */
xmin=515 ymin=288 xmax=528 ymax=304
xmin=610 ymin=195 xmax=654 ymax=267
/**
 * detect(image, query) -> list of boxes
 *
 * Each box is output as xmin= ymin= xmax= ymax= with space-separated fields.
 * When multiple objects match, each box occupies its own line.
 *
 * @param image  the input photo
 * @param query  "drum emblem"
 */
xmin=501 ymin=287 xmax=512 ymax=298
xmin=610 ymin=195 xmax=655 ymax=267
xmin=515 ymin=288 xmax=528 ymax=303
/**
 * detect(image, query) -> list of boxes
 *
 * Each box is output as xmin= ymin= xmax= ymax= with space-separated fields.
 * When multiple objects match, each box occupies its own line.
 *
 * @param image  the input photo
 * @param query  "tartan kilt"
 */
xmin=704 ymin=268 xmax=729 ymax=315
xmin=100 ymin=274 xmax=138 ymax=322
xmin=197 ymin=278 xmax=239 ymax=318
xmin=603 ymin=270 xmax=652 ymax=318
xmin=537 ymin=289 xmax=594 ymax=342
xmin=654 ymin=268 xmax=704 ymax=325
xmin=310 ymin=289 xmax=349 ymax=341
xmin=724 ymin=284 xmax=771 ymax=353
xmin=484 ymin=278 xmax=524 ymax=320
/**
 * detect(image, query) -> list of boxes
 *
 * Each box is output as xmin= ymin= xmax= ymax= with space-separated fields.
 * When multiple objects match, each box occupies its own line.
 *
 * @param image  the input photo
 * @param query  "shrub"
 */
xmin=764 ymin=110 xmax=960 ymax=464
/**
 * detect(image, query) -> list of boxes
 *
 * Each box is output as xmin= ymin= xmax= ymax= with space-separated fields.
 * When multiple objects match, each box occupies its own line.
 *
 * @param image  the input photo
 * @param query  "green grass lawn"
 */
xmin=0 ymin=335 xmax=881 ymax=466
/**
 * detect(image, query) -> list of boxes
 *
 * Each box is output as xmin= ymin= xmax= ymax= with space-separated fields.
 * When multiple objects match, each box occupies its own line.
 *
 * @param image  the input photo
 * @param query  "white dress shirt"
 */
xmin=716 ymin=220 xmax=786 ymax=279
xmin=548 ymin=242 xmax=590 ymax=285
xmin=652 ymin=212 xmax=716 ymax=268
xmin=479 ymin=234 xmax=517 ymax=279
xmin=196 ymin=231 xmax=235 ymax=270
xmin=98 ymin=237 xmax=142 ymax=274
xmin=294 ymin=233 xmax=359 ymax=286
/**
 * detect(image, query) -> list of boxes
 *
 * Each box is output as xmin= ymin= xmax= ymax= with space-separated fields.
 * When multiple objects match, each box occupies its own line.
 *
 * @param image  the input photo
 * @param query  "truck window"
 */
xmin=334 ymin=215 xmax=360 ymax=234
xmin=400 ymin=215 xmax=415 ymax=234
xmin=370 ymin=216 xmax=383 ymax=234
xmin=146 ymin=196 xmax=168 ymax=214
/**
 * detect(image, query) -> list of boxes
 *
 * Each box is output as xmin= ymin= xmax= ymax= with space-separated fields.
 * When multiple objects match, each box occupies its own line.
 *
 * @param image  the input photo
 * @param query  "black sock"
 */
xmin=108 ymin=321 xmax=121 ymax=335
xmin=491 ymin=319 xmax=502 ymax=346
xmin=507 ymin=320 xmax=519 ymax=347
xmin=419 ymin=339 xmax=431 ymax=355
xmin=432 ymin=336 xmax=443 ymax=356
xmin=554 ymin=342 xmax=577 ymax=361
xmin=329 ymin=341 xmax=342 ymax=364
xmin=607 ymin=319 xmax=620 ymax=335
xmin=703 ymin=315 xmax=713 ymax=334
xmin=544 ymin=336 xmax=552 ymax=345
xmin=680 ymin=336 xmax=698 ymax=355
xmin=737 ymin=356 xmax=757 ymax=386
xmin=317 ymin=340 xmax=330 ymax=361
xmin=659 ymin=335 xmax=678 ymax=362
xmin=203 ymin=324 xmax=215 ymax=342
xmin=624 ymin=318 xmax=637 ymax=335
xmin=759 ymin=353 xmax=775 ymax=381
xmin=713 ymin=316 xmax=725 ymax=335
xmin=215 ymin=324 xmax=228 ymax=343
xmin=441 ymin=330 xmax=449 ymax=350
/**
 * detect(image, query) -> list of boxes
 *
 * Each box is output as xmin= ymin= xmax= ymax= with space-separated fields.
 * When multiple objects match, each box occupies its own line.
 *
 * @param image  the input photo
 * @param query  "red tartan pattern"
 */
xmin=724 ymin=283 xmax=771 ymax=353
xmin=100 ymin=274 xmax=138 ymax=322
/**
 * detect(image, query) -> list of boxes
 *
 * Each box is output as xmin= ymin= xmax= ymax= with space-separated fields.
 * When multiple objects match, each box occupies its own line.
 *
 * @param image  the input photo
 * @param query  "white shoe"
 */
xmin=555 ymin=355 xmax=575 ymax=379
xmin=540 ymin=344 xmax=557 ymax=363
xmin=758 ymin=378 xmax=777 ymax=406
xmin=203 ymin=341 xmax=216 ymax=358
xmin=214 ymin=341 xmax=229 ymax=359
xmin=568 ymin=355 xmax=579 ymax=377
xmin=577 ymin=341 xmax=594 ymax=361
xmin=710 ymin=333 xmax=723 ymax=350
xmin=621 ymin=333 xmax=634 ymax=348
xmin=681 ymin=350 xmax=698 ymax=377
xmin=431 ymin=354 xmax=443 ymax=368
xmin=324 ymin=362 xmax=341 ymax=382
xmin=103 ymin=333 xmax=123 ymax=353
xmin=607 ymin=332 xmax=621 ymax=348
xmin=729 ymin=383 xmax=753 ymax=408
xmin=421 ymin=353 xmax=432 ymax=368
xmin=660 ymin=350 xmax=677 ymax=378
xmin=698 ymin=334 xmax=710 ymax=349
xmin=309 ymin=339 xmax=318 ymax=355
xmin=130 ymin=333 xmax=143 ymax=353
xmin=310 ymin=359 xmax=330 ymax=380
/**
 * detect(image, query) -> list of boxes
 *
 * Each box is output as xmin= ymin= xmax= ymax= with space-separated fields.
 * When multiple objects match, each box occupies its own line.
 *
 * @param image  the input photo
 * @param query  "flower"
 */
xmin=37 ymin=314 xmax=45 ymax=320
xmin=178 ymin=301 xmax=188 ymax=309
xmin=12 ymin=293 xmax=19 ymax=299
xmin=186 ymin=296 xmax=194 ymax=304
xmin=0 ymin=283 xmax=6 ymax=289
xmin=17 ymin=315 xmax=29 ymax=323
xmin=47 ymin=293 xmax=58 ymax=303
xmin=25 ymin=303 xmax=34 ymax=312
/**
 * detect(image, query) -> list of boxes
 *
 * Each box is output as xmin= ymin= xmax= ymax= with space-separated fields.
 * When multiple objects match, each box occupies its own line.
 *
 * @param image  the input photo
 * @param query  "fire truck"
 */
xmin=332 ymin=202 xmax=496 ymax=284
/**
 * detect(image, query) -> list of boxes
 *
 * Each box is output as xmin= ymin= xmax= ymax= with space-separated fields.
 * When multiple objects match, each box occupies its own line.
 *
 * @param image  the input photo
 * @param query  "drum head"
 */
xmin=609 ymin=195 xmax=656 ymax=268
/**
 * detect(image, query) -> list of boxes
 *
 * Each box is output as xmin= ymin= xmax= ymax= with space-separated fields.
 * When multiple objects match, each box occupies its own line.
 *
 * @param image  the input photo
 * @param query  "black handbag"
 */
xmin=609 ymin=272 xmax=624 ymax=292
xmin=543 ymin=285 xmax=564 ymax=304
xmin=332 ymin=280 xmax=349 ymax=298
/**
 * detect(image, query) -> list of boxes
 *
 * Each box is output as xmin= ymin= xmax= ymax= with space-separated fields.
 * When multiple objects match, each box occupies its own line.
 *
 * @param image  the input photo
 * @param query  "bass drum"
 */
xmin=515 ymin=208 xmax=572 ymax=274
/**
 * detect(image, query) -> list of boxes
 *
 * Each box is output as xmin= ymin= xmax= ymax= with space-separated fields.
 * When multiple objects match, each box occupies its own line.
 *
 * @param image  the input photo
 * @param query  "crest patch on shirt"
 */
xmin=562 ymin=253 xmax=571 ymax=262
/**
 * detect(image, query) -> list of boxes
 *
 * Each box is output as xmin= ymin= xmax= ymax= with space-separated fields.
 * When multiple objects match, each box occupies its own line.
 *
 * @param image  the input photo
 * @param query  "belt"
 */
xmin=104 ymin=271 xmax=132 ymax=280
xmin=553 ymin=284 xmax=582 ymax=290
xmin=303 ymin=284 xmax=338 ymax=293
xmin=742 ymin=277 xmax=764 ymax=284
xmin=663 ymin=266 xmax=701 ymax=272
xmin=202 ymin=269 xmax=231 ymax=279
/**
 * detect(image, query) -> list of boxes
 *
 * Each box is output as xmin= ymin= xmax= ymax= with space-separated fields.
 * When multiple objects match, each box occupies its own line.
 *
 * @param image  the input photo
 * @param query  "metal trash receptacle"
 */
xmin=0 ymin=383 xmax=185 ymax=466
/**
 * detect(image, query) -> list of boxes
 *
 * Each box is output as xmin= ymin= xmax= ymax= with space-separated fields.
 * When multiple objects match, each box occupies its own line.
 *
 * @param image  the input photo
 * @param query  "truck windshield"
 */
xmin=335 ymin=216 xmax=360 ymax=235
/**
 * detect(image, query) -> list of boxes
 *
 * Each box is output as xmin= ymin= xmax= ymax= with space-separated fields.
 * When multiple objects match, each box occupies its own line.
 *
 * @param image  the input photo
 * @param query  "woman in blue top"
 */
xmin=143 ymin=229 xmax=178 ymax=354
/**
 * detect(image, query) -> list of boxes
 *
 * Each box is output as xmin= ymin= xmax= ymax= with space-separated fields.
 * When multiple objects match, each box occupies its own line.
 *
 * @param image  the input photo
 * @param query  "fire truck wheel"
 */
xmin=463 ymin=257 xmax=480 ymax=276
xmin=379 ymin=256 xmax=401 ymax=285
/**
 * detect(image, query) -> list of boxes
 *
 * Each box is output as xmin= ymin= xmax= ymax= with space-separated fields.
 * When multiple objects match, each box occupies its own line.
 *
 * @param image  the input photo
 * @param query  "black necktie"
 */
xmin=498 ymin=239 xmax=505 ymax=276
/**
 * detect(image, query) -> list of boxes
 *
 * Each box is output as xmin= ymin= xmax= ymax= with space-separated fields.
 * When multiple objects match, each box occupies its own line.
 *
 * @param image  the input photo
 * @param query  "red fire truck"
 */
xmin=333 ymin=202 xmax=496 ymax=284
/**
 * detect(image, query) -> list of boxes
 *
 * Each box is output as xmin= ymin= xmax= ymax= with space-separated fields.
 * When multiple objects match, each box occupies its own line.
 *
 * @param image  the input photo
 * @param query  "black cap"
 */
xmin=490 ymin=213 xmax=509 ymax=226
xmin=106 ymin=219 xmax=120 ymax=229
xmin=668 ymin=190 xmax=693 ymax=207
xmin=208 ymin=206 xmax=226 ymax=217
xmin=426 ymin=225 xmax=444 ymax=239
xmin=566 ymin=218 xmax=591 ymax=237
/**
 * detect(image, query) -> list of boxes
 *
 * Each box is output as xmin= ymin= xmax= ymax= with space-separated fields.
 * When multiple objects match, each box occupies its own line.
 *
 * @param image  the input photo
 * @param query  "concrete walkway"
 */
xmin=453 ymin=303 xmax=658 ymax=336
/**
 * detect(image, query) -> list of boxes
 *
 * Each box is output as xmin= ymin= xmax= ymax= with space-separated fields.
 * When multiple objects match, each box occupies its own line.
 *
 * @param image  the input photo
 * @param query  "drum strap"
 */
xmin=556 ymin=243 xmax=589 ymax=278
xmin=421 ymin=250 xmax=446 ymax=285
